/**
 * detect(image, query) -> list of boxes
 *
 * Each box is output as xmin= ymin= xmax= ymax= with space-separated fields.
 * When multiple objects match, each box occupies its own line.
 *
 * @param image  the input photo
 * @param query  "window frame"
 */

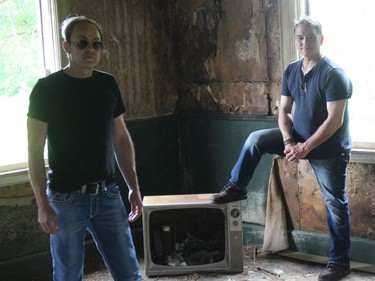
xmin=39 ymin=0 xmax=61 ymax=76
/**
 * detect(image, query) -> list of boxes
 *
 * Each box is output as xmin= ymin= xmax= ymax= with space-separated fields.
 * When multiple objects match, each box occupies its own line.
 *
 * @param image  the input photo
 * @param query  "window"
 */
xmin=0 ymin=0 xmax=60 ymax=172
xmin=308 ymin=0 xmax=375 ymax=148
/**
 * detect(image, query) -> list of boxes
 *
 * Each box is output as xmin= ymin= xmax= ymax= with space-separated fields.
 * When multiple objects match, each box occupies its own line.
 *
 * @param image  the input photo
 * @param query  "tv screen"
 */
xmin=142 ymin=194 xmax=243 ymax=276
xmin=149 ymin=207 xmax=225 ymax=266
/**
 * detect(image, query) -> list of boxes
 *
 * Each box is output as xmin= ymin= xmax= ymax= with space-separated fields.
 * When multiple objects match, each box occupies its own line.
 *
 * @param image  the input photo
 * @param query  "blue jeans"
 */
xmin=47 ymin=183 xmax=142 ymax=281
xmin=229 ymin=128 xmax=351 ymax=266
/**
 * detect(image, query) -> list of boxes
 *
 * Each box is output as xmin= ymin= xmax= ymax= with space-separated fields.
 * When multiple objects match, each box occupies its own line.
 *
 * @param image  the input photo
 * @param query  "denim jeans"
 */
xmin=229 ymin=128 xmax=351 ymax=266
xmin=230 ymin=128 xmax=284 ymax=188
xmin=47 ymin=183 xmax=142 ymax=281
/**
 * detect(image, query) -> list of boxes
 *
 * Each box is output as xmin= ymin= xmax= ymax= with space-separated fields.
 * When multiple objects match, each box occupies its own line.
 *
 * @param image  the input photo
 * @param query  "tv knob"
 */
xmin=230 ymin=208 xmax=240 ymax=218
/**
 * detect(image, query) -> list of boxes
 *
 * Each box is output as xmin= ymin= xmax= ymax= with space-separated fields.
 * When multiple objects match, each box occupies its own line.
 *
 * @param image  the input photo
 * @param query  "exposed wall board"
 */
xmin=275 ymin=157 xmax=375 ymax=240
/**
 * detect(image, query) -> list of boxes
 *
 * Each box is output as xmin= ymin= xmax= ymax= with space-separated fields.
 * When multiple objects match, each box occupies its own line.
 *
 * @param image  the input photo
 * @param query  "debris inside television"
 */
xmin=149 ymin=208 xmax=226 ymax=266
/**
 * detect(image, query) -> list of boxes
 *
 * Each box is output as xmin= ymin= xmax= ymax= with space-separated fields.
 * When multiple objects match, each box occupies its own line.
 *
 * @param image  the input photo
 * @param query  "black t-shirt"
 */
xmin=281 ymin=56 xmax=352 ymax=158
xmin=28 ymin=70 xmax=125 ymax=192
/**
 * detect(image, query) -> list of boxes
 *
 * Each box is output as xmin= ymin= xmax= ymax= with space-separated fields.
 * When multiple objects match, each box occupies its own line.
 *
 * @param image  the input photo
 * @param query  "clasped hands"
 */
xmin=284 ymin=142 xmax=309 ymax=163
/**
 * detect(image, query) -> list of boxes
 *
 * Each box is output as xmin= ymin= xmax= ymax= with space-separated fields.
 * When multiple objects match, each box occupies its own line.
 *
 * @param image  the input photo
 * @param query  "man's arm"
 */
xmin=285 ymin=99 xmax=348 ymax=162
xmin=27 ymin=117 xmax=58 ymax=234
xmin=113 ymin=115 xmax=143 ymax=222
xmin=278 ymin=95 xmax=295 ymax=143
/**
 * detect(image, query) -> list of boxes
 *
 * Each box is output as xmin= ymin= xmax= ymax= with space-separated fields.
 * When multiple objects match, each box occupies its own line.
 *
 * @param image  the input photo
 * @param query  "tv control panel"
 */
xmin=228 ymin=202 xmax=242 ymax=232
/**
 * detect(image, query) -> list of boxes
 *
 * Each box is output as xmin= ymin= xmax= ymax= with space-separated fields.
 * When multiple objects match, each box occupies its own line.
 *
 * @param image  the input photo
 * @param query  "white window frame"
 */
xmin=39 ymin=0 xmax=61 ymax=76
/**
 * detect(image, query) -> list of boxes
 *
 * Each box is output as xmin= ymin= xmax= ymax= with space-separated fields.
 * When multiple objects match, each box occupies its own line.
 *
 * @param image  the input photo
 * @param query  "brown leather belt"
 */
xmin=80 ymin=179 xmax=114 ymax=195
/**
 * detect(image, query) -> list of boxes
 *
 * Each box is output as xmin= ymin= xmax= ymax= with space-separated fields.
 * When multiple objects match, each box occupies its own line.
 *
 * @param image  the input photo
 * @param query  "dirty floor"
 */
xmin=80 ymin=247 xmax=375 ymax=281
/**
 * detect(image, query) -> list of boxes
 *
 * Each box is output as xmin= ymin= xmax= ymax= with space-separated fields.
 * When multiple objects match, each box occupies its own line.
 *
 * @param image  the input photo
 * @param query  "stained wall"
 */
xmin=62 ymin=0 xmax=281 ymax=117
xmin=60 ymin=0 xmax=179 ymax=117
xmin=173 ymin=0 xmax=281 ymax=115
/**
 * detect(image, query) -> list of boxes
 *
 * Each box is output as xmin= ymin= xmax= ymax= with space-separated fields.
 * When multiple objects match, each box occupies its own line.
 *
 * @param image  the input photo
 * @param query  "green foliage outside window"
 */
xmin=0 ymin=0 xmax=45 ymax=168
xmin=0 ymin=0 xmax=43 ymax=98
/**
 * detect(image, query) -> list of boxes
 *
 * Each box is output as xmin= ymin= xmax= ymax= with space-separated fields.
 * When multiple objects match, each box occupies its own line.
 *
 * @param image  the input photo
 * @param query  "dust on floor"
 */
xmin=82 ymin=246 xmax=375 ymax=281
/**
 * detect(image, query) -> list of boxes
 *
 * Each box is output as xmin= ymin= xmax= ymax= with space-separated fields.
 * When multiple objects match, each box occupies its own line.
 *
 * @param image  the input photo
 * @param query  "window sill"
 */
xmin=0 ymin=168 xmax=30 ymax=188
xmin=350 ymin=148 xmax=375 ymax=164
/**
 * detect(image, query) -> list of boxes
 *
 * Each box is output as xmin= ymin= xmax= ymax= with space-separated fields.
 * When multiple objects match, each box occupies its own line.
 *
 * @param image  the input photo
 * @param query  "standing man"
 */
xmin=211 ymin=16 xmax=352 ymax=281
xmin=27 ymin=15 xmax=142 ymax=281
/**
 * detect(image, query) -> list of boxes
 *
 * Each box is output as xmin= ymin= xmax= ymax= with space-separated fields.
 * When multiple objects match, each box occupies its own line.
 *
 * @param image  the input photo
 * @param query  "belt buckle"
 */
xmin=81 ymin=183 xmax=100 ymax=195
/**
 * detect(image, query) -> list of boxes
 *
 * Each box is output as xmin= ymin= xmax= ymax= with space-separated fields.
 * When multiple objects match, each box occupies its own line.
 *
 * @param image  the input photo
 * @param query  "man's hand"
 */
xmin=38 ymin=204 xmax=59 ymax=234
xmin=128 ymin=189 xmax=143 ymax=222
xmin=284 ymin=142 xmax=309 ymax=163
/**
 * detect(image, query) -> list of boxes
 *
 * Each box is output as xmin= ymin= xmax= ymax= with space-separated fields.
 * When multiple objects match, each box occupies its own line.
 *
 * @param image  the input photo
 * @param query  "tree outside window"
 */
xmin=0 ymin=0 xmax=58 ymax=171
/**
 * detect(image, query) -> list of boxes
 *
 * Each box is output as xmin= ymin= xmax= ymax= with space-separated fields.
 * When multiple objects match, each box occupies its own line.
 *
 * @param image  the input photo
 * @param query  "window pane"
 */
xmin=309 ymin=0 xmax=375 ymax=146
xmin=0 ymin=0 xmax=45 ymax=168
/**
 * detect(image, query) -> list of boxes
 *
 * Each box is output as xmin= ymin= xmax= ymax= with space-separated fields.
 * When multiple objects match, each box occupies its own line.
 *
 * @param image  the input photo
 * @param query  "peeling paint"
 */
xmin=204 ymin=57 xmax=216 ymax=79
xmin=194 ymin=85 xmax=201 ymax=102
xmin=206 ymin=84 xmax=217 ymax=103
xmin=235 ymin=29 xmax=260 ymax=64
xmin=110 ymin=35 xmax=122 ymax=46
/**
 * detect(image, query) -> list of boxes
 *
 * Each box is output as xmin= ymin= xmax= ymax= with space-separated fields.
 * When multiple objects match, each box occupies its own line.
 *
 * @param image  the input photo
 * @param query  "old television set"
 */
xmin=142 ymin=193 xmax=243 ymax=276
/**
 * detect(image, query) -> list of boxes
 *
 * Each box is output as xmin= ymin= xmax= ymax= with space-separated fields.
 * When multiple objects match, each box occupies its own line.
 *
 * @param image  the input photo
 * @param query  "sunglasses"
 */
xmin=70 ymin=40 xmax=104 ymax=50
